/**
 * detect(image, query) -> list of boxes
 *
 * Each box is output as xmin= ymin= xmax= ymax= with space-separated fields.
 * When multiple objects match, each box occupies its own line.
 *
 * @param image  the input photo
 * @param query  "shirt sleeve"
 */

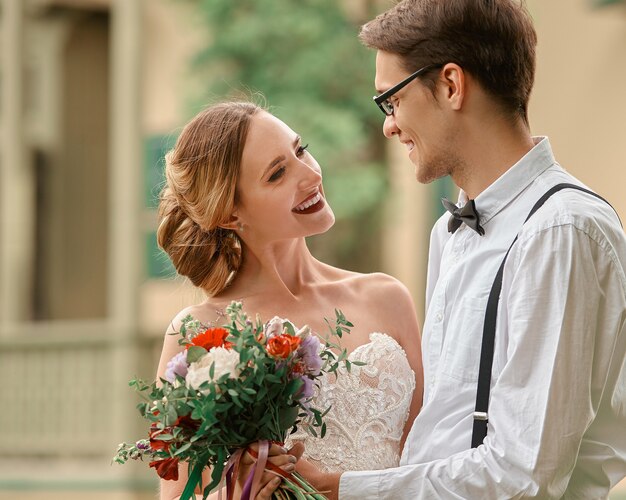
xmin=339 ymin=221 xmax=626 ymax=499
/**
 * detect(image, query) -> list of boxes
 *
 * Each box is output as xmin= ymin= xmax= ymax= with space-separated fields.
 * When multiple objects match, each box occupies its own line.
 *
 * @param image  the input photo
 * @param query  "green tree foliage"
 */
xmin=184 ymin=0 xmax=387 ymax=223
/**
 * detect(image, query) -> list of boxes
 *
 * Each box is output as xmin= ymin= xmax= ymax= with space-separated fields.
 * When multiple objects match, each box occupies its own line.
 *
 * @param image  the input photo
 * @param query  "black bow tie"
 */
xmin=441 ymin=198 xmax=485 ymax=236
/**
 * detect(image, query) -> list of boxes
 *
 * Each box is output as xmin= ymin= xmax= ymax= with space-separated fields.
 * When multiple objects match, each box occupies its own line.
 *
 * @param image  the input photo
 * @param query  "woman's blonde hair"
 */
xmin=157 ymin=101 xmax=261 ymax=296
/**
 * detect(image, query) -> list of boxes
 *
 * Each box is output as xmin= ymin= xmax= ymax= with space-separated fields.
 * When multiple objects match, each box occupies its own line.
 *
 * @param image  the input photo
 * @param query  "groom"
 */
xmin=296 ymin=0 xmax=626 ymax=498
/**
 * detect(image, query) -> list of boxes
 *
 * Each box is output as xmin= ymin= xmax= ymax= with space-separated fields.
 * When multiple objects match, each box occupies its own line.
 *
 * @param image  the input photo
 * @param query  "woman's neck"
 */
xmin=225 ymin=238 xmax=322 ymax=300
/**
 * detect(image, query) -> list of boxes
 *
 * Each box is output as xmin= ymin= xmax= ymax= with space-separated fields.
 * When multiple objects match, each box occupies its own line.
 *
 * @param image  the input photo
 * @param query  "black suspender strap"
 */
xmin=471 ymin=183 xmax=621 ymax=448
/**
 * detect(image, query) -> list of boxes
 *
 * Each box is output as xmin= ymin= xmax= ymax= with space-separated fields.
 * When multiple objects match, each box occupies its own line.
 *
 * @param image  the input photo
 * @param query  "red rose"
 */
xmin=267 ymin=334 xmax=301 ymax=359
xmin=149 ymin=423 xmax=172 ymax=452
xmin=172 ymin=414 xmax=199 ymax=432
xmin=149 ymin=415 xmax=199 ymax=453
xmin=290 ymin=361 xmax=306 ymax=376
xmin=150 ymin=457 xmax=180 ymax=480
xmin=187 ymin=327 xmax=230 ymax=351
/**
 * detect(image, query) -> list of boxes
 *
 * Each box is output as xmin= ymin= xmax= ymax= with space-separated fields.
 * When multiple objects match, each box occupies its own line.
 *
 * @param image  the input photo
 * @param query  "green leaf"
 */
xmin=279 ymin=406 xmax=299 ymax=430
xmin=231 ymin=395 xmax=244 ymax=409
xmin=182 ymin=453 xmax=211 ymax=500
xmin=285 ymin=378 xmax=304 ymax=396
xmin=174 ymin=442 xmax=193 ymax=455
xmin=165 ymin=405 xmax=178 ymax=425
xmin=186 ymin=346 xmax=208 ymax=364
xmin=283 ymin=321 xmax=296 ymax=336
xmin=314 ymin=411 xmax=322 ymax=427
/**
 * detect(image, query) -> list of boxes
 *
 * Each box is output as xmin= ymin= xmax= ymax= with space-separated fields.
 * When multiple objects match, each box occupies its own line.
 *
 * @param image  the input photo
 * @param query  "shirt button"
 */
xmin=436 ymin=312 xmax=443 ymax=322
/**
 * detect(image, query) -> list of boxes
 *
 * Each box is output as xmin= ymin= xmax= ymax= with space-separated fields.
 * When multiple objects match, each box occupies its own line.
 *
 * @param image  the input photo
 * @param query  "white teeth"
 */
xmin=405 ymin=141 xmax=415 ymax=152
xmin=295 ymin=192 xmax=322 ymax=212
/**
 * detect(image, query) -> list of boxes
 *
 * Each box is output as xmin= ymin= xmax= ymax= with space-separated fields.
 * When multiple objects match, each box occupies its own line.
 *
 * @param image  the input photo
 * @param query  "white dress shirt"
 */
xmin=339 ymin=138 xmax=626 ymax=499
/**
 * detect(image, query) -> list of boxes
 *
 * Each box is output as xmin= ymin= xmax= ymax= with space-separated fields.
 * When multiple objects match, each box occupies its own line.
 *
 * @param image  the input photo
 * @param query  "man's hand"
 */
xmin=290 ymin=442 xmax=341 ymax=500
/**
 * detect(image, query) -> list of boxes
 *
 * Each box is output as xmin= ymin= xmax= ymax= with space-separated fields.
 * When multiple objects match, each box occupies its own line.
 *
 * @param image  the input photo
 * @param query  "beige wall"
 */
xmin=528 ymin=1 xmax=626 ymax=219
xmin=138 ymin=0 xmax=205 ymax=335
xmin=141 ymin=0 xmax=207 ymax=135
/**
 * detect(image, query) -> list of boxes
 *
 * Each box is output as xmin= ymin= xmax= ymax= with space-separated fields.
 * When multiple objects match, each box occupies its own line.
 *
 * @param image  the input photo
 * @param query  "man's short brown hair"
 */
xmin=360 ymin=0 xmax=537 ymax=124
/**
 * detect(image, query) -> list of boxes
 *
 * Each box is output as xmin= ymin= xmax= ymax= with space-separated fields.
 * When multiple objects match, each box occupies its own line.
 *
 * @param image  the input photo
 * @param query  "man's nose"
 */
xmin=382 ymin=114 xmax=400 ymax=138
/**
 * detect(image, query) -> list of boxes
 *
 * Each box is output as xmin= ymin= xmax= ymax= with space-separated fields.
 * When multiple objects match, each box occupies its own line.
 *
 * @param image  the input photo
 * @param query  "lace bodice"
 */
xmin=286 ymin=333 xmax=415 ymax=473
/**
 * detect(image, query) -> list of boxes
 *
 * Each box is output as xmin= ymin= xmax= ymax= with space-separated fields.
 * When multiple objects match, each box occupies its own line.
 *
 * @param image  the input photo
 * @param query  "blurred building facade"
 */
xmin=0 ymin=0 xmax=624 ymax=498
xmin=0 ymin=1 xmax=203 ymax=498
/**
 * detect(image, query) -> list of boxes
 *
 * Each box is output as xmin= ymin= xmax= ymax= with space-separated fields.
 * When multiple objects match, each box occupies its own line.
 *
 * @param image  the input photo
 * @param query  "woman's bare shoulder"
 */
xmin=332 ymin=271 xmax=418 ymax=339
xmin=157 ymin=298 xmax=230 ymax=380
xmin=357 ymin=273 xmax=415 ymax=312
xmin=166 ymin=298 xmax=232 ymax=333
xmin=330 ymin=269 xmax=411 ymax=299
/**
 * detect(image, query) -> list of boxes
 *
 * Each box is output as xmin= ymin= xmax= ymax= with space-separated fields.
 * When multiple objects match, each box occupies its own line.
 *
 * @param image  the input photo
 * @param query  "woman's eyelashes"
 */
xmin=268 ymin=166 xmax=286 ymax=183
xmin=267 ymin=143 xmax=310 ymax=183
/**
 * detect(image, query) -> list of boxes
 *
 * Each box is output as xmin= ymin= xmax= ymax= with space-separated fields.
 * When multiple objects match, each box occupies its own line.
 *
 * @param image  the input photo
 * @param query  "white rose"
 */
xmin=185 ymin=347 xmax=241 ymax=394
xmin=265 ymin=316 xmax=289 ymax=338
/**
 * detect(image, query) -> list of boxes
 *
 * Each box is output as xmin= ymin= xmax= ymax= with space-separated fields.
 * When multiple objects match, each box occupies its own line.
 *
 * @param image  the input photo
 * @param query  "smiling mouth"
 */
xmin=292 ymin=191 xmax=325 ymax=215
xmin=403 ymin=140 xmax=415 ymax=153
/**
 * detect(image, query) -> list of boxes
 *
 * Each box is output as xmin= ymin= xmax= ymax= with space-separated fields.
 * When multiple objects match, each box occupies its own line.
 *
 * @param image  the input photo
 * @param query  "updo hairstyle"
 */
xmin=157 ymin=102 xmax=261 ymax=296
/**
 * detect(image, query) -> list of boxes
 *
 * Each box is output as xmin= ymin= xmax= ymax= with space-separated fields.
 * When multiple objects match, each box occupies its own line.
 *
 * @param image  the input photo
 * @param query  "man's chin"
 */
xmin=415 ymin=168 xmax=447 ymax=185
xmin=414 ymin=165 xmax=433 ymax=184
xmin=409 ymin=153 xmax=429 ymax=183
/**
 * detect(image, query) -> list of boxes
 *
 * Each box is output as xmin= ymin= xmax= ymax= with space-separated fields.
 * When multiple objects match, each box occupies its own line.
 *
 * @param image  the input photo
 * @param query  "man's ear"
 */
xmin=439 ymin=63 xmax=466 ymax=111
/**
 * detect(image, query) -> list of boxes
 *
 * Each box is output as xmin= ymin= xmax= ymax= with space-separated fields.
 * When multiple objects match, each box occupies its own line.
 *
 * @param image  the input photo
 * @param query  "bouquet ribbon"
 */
xmin=219 ymin=440 xmax=294 ymax=500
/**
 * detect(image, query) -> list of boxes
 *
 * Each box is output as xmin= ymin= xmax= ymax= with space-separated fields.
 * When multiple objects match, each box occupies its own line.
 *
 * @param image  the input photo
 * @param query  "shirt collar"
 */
xmin=457 ymin=136 xmax=556 ymax=226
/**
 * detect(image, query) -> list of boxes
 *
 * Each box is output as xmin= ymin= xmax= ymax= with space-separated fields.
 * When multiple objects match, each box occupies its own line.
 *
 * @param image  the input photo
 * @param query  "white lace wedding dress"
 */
xmin=287 ymin=332 xmax=416 ymax=472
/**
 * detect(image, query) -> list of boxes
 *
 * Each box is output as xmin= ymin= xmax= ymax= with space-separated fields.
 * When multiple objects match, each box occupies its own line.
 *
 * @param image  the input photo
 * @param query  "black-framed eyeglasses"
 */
xmin=373 ymin=64 xmax=442 ymax=116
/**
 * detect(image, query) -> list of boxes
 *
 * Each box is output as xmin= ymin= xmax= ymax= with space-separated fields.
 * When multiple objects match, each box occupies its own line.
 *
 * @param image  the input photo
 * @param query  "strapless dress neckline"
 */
xmin=287 ymin=332 xmax=416 ymax=473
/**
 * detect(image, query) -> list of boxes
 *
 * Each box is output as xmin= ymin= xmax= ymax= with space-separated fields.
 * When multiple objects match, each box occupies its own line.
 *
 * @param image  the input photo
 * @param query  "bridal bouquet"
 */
xmin=113 ymin=301 xmax=357 ymax=500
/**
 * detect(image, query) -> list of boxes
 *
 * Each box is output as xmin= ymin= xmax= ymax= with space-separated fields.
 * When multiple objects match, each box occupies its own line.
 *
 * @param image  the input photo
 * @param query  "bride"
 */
xmin=155 ymin=101 xmax=423 ymax=499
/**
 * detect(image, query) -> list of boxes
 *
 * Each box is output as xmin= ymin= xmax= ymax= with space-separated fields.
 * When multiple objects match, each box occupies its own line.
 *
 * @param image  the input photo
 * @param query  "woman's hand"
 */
xmin=292 ymin=443 xmax=341 ymax=500
xmin=253 ymin=476 xmax=282 ymax=500
xmin=236 ymin=442 xmax=298 ymax=498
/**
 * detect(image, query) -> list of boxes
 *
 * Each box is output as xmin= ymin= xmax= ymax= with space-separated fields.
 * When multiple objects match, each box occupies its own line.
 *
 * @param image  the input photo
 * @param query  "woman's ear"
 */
xmin=219 ymin=213 xmax=243 ymax=232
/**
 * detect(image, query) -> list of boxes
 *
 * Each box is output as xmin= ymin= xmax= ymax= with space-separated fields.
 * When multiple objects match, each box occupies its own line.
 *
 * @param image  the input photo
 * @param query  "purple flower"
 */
xmin=136 ymin=439 xmax=150 ymax=451
xmin=297 ymin=335 xmax=323 ymax=376
xmin=165 ymin=350 xmax=188 ymax=383
xmin=297 ymin=376 xmax=314 ymax=400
